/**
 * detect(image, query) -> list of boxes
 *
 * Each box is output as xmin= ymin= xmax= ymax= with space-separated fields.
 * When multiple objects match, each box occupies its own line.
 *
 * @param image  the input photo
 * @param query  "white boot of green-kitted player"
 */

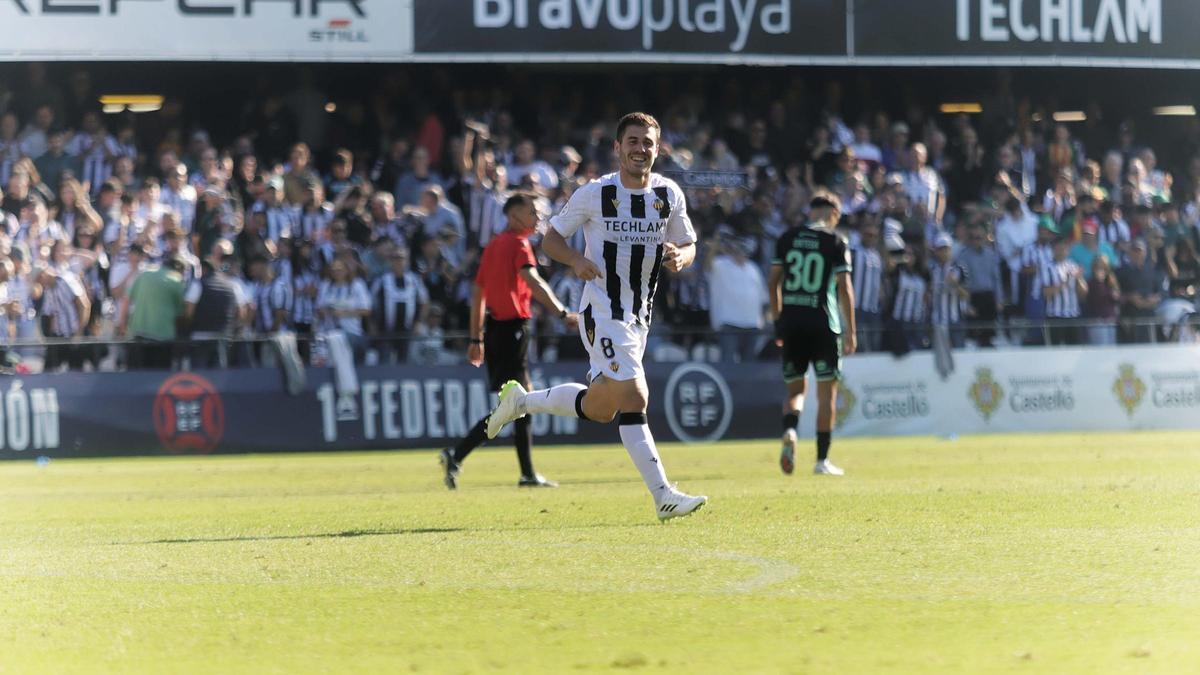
xmin=486 ymin=380 xmax=528 ymax=439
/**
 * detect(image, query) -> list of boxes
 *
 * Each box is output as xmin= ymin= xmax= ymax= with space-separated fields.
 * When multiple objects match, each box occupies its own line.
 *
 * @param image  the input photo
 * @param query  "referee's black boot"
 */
xmin=518 ymin=473 xmax=558 ymax=488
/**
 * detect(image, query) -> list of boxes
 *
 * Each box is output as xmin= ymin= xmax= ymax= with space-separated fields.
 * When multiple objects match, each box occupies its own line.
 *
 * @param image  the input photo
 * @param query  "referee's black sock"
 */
xmin=816 ymin=431 xmax=831 ymax=461
xmin=452 ymin=417 xmax=489 ymax=463
xmin=513 ymin=417 xmax=535 ymax=478
xmin=782 ymin=411 xmax=800 ymax=433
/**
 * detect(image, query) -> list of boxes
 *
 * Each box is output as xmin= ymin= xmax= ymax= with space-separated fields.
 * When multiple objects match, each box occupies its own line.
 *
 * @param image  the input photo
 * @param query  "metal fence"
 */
xmin=1 ymin=315 xmax=1196 ymax=375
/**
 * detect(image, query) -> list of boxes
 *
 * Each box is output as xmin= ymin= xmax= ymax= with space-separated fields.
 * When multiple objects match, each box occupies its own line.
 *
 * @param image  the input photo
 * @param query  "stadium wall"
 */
xmin=0 ymin=345 xmax=1197 ymax=460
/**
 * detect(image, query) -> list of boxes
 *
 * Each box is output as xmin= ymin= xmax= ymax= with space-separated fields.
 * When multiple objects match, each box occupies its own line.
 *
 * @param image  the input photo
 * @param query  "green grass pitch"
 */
xmin=2 ymin=432 xmax=1199 ymax=674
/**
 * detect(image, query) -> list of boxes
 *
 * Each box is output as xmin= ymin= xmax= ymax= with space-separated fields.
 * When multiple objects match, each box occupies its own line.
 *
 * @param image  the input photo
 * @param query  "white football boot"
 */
xmin=813 ymin=459 xmax=845 ymax=476
xmin=780 ymin=428 xmax=797 ymax=475
xmin=486 ymin=380 xmax=528 ymax=439
xmin=655 ymin=486 xmax=708 ymax=521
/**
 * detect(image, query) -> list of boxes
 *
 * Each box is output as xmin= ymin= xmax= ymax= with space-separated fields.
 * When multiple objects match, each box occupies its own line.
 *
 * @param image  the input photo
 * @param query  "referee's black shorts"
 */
xmin=484 ymin=316 xmax=531 ymax=392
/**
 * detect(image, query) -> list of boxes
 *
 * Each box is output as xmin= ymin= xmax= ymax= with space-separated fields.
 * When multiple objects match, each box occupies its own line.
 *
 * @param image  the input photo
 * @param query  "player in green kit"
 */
xmin=769 ymin=192 xmax=857 ymax=476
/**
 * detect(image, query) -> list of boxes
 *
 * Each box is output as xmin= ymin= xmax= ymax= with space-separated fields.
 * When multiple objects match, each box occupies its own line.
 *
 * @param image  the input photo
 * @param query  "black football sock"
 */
xmin=514 ymin=416 xmax=535 ymax=478
xmin=782 ymin=411 xmax=800 ymax=433
xmin=452 ymin=417 xmax=489 ymax=463
xmin=816 ymin=431 xmax=831 ymax=461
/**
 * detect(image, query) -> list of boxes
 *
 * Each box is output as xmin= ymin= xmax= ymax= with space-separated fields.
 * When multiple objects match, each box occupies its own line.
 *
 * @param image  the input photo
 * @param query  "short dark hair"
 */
xmin=503 ymin=191 xmax=536 ymax=215
xmin=810 ymin=191 xmax=842 ymax=213
xmin=616 ymin=112 xmax=661 ymax=142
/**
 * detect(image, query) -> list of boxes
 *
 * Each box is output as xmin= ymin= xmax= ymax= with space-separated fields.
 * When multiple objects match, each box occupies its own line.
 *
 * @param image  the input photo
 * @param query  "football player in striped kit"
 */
xmin=483 ymin=112 xmax=707 ymax=521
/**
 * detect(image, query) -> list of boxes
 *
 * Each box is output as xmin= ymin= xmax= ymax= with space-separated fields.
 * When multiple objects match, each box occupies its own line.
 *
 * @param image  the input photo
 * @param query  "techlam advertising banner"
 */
xmin=0 ymin=0 xmax=411 ymax=62
xmin=411 ymin=0 xmax=847 ymax=61
xmin=853 ymin=0 xmax=1195 ymax=65
xmin=1 ymin=345 xmax=1198 ymax=460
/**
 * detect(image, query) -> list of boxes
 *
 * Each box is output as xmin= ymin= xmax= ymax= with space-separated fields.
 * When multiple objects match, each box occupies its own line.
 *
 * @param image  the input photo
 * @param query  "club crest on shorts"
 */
xmin=610 ymin=361 xmax=620 ymax=373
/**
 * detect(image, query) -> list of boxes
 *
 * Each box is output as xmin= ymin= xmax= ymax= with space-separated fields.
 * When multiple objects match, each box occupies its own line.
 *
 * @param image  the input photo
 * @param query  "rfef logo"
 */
xmin=153 ymin=373 xmax=225 ymax=454
xmin=664 ymin=363 xmax=732 ymax=443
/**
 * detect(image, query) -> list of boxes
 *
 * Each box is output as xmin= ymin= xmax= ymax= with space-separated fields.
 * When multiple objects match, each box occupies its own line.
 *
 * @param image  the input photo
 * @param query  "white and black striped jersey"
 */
xmin=264 ymin=204 xmax=299 ymax=244
xmin=0 ymin=137 xmax=20 ymax=187
xmin=250 ymin=276 xmax=293 ymax=334
xmin=1034 ymin=259 xmax=1083 ymax=318
xmin=290 ymin=269 xmax=320 ymax=326
xmin=298 ymin=204 xmax=334 ymax=243
xmin=160 ymin=185 xmax=197 ymax=232
xmin=40 ymin=273 xmax=86 ymax=337
xmin=1020 ymin=241 xmax=1054 ymax=272
xmin=371 ymin=271 xmax=428 ymax=333
xmin=550 ymin=172 xmax=694 ymax=326
xmin=851 ymin=244 xmax=883 ymax=314
xmin=465 ymin=176 xmax=508 ymax=250
xmin=891 ymin=268 xmax=928 ymax=323
xmin=929 ymin=260 xmax=967 ymax=325
xmin=67 ymin=133 xmax=120 ymax=197
xmin=1097 ymin=218 xmax=1131 ymax=249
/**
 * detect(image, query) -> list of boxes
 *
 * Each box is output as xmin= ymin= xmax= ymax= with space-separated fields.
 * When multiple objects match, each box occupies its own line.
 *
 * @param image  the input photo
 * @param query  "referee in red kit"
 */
xmin=440 ymin=192 xmax=579 ymax=489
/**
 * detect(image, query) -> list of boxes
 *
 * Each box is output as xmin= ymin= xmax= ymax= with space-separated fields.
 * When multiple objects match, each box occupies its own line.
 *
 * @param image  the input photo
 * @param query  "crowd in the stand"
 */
xmin=0 ymin=66 xmax=1198 ymax=371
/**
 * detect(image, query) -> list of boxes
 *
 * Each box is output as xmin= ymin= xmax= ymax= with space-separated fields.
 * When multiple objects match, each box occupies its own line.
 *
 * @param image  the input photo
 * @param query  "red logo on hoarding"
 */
xmin=153 ymin=373 xmax=225 ymax=454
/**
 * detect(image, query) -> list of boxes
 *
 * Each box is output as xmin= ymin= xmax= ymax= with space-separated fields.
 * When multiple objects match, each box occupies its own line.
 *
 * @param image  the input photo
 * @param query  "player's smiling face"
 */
xmin=617 ymin=125 xmax=658 ymax=179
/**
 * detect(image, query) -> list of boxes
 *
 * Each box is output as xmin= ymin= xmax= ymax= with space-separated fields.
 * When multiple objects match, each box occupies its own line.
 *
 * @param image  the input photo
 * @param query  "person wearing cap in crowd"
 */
xmin=119 ymin=251 xmax=186 ymax=369
xmin=706 ymin=231 xmax=769 ymax=364
xmin=887 ymin=237 xmax=929 ymax=352
xmin=1117 ymin=238 xmax=1167 ymax=343
xmin=929 ymin=231 xmax=969 ymax=348
xmin=1033 ymin=234 xmax=1087 ymax=346
xmin=1069 ymin=217 xmax=1118 ymax=280
xmin=261 ymin=175 xmax=298 ymax=244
